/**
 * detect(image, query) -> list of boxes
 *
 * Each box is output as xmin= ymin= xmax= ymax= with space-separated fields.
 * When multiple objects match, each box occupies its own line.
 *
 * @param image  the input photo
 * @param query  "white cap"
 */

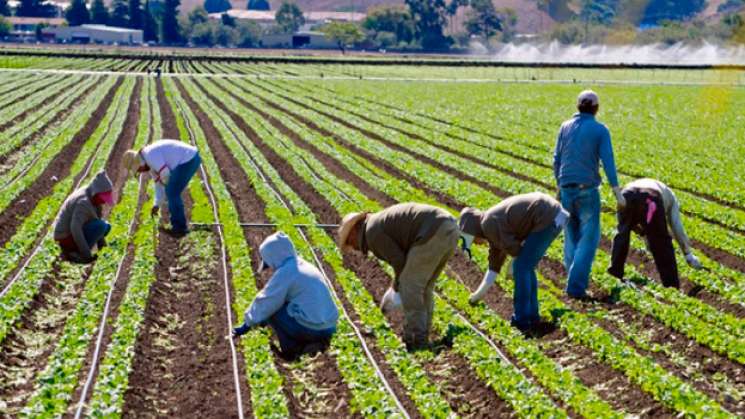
xmin=577 ymin=90 xmax=599 ymax=107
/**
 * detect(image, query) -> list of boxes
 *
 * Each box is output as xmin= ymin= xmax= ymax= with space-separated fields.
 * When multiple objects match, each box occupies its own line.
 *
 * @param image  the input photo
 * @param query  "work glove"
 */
xmin=685 ymin=252 xmax=702 ymax=269
xmin=232 ymin=323 xmax=250 ymax=338
xmin=381 ymin=287 xmax=403 ymax=313
xmin=97 ymin=238 xmax=107 ymax=249
xmin=151 ymin=205 xmax=160 ymax=218
xmin=469 ymin=270 xmax=497 ymax=304
xmin=612 ymin=186 xmax=626 ymax=209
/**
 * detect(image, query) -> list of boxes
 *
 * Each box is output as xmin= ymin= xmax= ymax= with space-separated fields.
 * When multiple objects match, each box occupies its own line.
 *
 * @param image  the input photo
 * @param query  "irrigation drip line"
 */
xmin=74 ymin=176 xmax=144 ymax=419
xmin=0 ymin=91 xmax=121 ymax=299
xmin=212 ymin=98 xmax=411 ymax=418
xmin=176 ymin=97 xmax=245 ymax=419
xmin=191 ymin=222 xmax=339 ymax=229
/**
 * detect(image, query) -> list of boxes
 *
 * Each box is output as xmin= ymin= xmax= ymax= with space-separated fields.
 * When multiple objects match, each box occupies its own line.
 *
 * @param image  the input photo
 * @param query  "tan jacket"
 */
xmin=624 ymin=178 xmax=692 ymax=254
xmin=359 ymin=203 xmax=455 ymax=279
xmin=53 ymin=172 xmax=112 ymax=258
xmin=479 ymin=193 xmax=562 ymax=272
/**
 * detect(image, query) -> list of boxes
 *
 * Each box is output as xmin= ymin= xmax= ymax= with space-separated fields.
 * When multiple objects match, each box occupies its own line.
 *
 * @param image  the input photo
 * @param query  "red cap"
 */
xmin=96 ymin=191 xmax=115 ymax=205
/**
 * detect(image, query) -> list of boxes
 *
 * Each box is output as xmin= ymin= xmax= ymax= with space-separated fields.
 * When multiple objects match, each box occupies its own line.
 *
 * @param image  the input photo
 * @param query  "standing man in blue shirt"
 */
xmin=554 ymin=90 xmax=626 ymax=299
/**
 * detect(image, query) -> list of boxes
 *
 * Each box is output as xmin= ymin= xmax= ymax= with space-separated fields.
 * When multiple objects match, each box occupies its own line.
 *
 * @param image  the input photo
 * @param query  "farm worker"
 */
xmin=459 ymin=192 xmax=569 ymax=331
xmin=607 ymin=178 xmax=702 ymax=288
xmin=53 ymin=171 xmax=114 ymax=264
xmin=554 ymin=89 xmax=625 ymax=300
xmin=232 ymin=232 xmax=339 ymax=360
xmin=338 ymin=203 xmax=459 ymax=349
xmin=122 ymin=139 xmax=201 ymax=236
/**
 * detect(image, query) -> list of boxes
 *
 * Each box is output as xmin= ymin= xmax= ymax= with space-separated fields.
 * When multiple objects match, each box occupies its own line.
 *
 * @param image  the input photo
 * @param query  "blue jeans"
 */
xmin=268 ymin=304 xmax=336 ymax=357
xmin=512 ymin=223 xmax=562 ymax=327
xmin=166 ymin=153 xmax=201 ymax=232
xmin=59 ymin=219 xmax=111 ymax=253
xmin=560 ymin=186 xmax=601 ymax=297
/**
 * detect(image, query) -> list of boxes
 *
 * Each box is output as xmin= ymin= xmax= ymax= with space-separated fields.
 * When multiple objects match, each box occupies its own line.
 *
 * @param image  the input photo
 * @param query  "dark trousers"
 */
xmin=267 ymin=304 xmax=336 ymax=359
xmin=608 ymin=190 xmax=679 ymax=288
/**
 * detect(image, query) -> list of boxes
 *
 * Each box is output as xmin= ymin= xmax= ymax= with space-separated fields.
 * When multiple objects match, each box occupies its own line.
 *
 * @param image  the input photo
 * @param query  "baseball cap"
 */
xmin=577 ymin=90 xmax=599 ymax=107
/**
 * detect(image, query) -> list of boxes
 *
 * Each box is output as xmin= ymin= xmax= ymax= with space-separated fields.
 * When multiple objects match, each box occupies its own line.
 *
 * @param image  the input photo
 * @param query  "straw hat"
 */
xmin=338 ymin=212 xmax=367 ymax=251
xmin=122 ymin=150 xmax=142 ymax=177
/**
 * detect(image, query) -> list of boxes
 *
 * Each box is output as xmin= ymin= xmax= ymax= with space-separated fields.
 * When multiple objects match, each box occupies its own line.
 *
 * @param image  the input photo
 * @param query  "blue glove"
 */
xmin=233 ymin=323 xmax=250 ymax=338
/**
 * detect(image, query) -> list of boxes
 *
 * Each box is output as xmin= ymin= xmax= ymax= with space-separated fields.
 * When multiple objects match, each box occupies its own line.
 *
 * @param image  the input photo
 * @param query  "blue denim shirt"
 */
xmin=553 ymin=113 xmax=619 ymax=188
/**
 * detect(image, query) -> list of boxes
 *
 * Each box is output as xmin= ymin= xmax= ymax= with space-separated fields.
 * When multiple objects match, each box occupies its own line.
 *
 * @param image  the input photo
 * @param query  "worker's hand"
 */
xmin=79 ymin=254 xmax=98 ymax=264
xmin=150 ymin=205 xmax=160 ymax=218
xmin=685 ymin=252 xmax=702 ymax=269
xmin=469 ymin=270 xmax=497 ymax=304
xmin=380 ymin=287 xmax=402 ymax=313
xmin=232 ymin=324 xmax=250 ymax=338
xmin=612 ymin=186 xmax=626 ymax=209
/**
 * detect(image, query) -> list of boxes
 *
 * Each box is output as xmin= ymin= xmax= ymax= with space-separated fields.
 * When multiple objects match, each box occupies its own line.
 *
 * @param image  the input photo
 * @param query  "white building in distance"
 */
xmin=49 ymin=24 xmax=143 ymax=45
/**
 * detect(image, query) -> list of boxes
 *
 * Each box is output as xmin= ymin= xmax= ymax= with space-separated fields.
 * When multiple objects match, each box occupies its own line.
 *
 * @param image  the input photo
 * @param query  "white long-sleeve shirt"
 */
xmin=139 ymin=139 xmax=197 ymax=206
xmin=625 ymin=178 xmax=692 ymax=255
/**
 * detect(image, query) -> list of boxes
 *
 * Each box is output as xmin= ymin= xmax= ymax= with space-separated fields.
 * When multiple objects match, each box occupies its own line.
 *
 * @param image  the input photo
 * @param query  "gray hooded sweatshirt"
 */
xmin=53 ymin=171 xmax=113 ymax=259
xmin=243 ymin=232 xmax=339 ymax=331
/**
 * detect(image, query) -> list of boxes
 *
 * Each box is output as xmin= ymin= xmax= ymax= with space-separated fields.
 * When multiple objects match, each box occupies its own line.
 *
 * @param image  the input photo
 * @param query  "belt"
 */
xmin=561 ymin=183 xmax=593 ymax=189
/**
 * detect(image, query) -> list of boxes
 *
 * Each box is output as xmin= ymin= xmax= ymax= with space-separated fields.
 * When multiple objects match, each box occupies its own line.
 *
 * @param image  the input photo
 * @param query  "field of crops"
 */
xmin=0 ymin=53 xmax=744 ymax=418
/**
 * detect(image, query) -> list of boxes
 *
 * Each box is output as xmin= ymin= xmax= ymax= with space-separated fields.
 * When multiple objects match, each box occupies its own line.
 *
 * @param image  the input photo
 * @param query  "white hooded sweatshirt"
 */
xmin=244 ymin=232 xmax=339 ymax=331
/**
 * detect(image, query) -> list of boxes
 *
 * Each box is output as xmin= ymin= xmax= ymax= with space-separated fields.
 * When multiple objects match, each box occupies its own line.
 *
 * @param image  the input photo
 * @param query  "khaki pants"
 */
xmin=398 ymin=220 xmax=459 ymax=348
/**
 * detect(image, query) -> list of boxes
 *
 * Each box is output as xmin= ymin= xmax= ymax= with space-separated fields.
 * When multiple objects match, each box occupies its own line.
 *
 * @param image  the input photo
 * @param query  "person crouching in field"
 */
xmin=53 ymin=171 xmax=114 ymax=264
xmin=122 ymin=139 xmax=201 ymax=236
xmin=459 ymin=192 xmax=569 ymax=332
xmin=233 ymin=232 xmax=339 ymax=360
xmin=339 ymin=203 xmax=459 ymax=350
xmin=608 ymin=178 xmax=702 ymax=289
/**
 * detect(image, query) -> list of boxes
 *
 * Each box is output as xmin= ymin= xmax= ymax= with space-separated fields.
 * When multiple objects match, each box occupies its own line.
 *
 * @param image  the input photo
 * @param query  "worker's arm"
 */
xmin=242 ymin=274 xmax=291 ymax=329
xmin=553 ymin=128 xmax=563 ymax=185
xmin=69 ymin=206 xmax=95 ymax=260
xmin=598 ymin=127 xmax=620 ymax=188
xmin=488 ymin=246 xmax=507 ymax=274
xmin=370 ymin=233 xmax=407 ymax=286
xmin=667 ymin=197 xmax=701 ymax=268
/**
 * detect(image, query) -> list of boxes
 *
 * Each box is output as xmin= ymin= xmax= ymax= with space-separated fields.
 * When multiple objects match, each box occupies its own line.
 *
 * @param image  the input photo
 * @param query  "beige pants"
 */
xmin=398 ymin=220 xmax=459 ymax=348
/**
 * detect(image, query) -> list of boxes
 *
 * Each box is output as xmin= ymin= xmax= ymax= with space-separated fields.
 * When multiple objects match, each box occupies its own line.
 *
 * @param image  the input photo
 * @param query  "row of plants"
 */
xmin=170 ymin=77 xmax=408 ymax=417
xmin=256 ymin=80 xmax=744 ymax=360
xmin=197 ymin=73 xmax=615 ymax=418
xmin=0 ymin=76 xmax=127 ymax=346
xmin=0 ymin=74 xmax=64 ymax=118
xmin=19 ymin=77 xmax=138 ymax=416
xmin=0 ymin=75 xmax=97 ymax=162
xmin=235 ymin=78 xmax=733 ymax=416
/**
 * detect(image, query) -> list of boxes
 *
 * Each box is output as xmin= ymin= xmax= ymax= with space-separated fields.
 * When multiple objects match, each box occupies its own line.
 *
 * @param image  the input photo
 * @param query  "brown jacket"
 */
xmin=359 ymin=203 xmax=455 ymax=278
xmin=53 ymin=172 xmax=112 ymax=258
xmin=465 ymin=193 xmax=562 ymax=272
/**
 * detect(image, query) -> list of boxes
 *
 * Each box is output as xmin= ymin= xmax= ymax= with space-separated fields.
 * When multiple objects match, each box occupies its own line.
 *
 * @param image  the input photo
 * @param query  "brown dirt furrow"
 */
xmin=0 ymin=77 xmax=124 ymax=294
xmin=66 ymin=79 xmax=144 ymax=412
xmin=176 ymin=77 xmax=353 ymax=418
xmin=155 ymin=78 xmax=179 ymax=139
xmin=0 ymin=76 xmax=78 ymax=132
xmin=122 ymin=80 xmax=243 ymax=418
xmin=205 ymin=78 xmax=520 ymax=416
xmin=0 ymin=79 xmax=134 ymax=416
xmin=539 ymin=258 xmax=745 ymax=415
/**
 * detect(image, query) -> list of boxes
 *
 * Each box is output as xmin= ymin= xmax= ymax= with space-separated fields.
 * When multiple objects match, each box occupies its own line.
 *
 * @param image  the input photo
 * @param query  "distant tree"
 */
xmin=204 ymin=0 xmax=229 ymax=14
xmin=322 ymin=21 xmax=364 ymax=53
xmin=465 ymin=0 xmax=502 ymax=39
xmin=0 ymin=0 xmax=10 ymax=16
xmin=129 ymin=0 xmax=142 ymax=28
xmin=16 ymin=0 xmax=56 ymax=17
xmin=109 ymin=0 xmax=129 ymax=26
xmin=188 ymin=21 xmax=213 ymax=44
xmin=188 ymin=5 xmax=209 ymax=24
xmin=580 ymin=0 xmax=618 ymax=25
xmin=90 ymin=0 xmax=109 ymax=23
xmin=161 ymin=0 xmax=181 ymax=43
xmin=66 ymin=0 xmax=90 ymax=26
xmin=235 ymin=19 xmax=261 ymax=46
xmin=220 ymin=11 xmax=235 ymax=26
xmin=363 ymin=5 xmax=415 ymax=45
xmin=405 ymin=0 xmax=457 ymax=50
xmin=0 ymin=16 xmax=10 ymax=36
xmin=143 ymin=0 xmax=158 ymax=40
xmin=275 ymin=1 xmax=303 ymax=33
xmin=718 ymin=0 xmax=745 ymax=14
xmin=214 ymin=22 xmax=236 ymax=44
xmin=640 ymin=0 xmax=706 ymax=25
xmin=247 ymin=0 xmax=269 ymax=10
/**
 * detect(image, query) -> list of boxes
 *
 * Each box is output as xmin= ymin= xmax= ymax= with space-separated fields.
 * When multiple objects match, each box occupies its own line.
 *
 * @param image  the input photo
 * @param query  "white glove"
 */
xmin=469 ymin=270 xmax=497 ymax=304
xmin=381 ymin=287 xmax=402 ymax=312
xmin=613 ymin=186 xmax=626 ymax=209
xmin=685 ymin=252 xmax=702 ymax=269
